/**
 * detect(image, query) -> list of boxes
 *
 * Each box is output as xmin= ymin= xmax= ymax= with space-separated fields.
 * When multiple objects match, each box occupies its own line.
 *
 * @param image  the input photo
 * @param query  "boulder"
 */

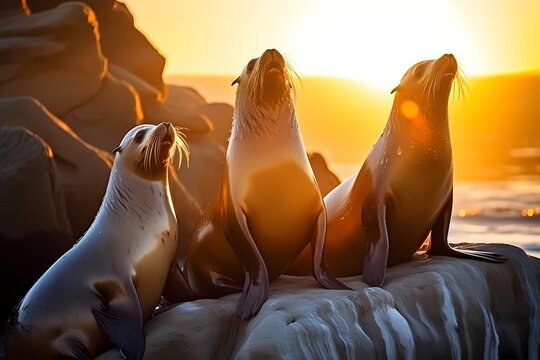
xmin=176 ymin=133 xmax=225 ymax=210
xmin=97 ymin=244 xmax=540 ymax=360
xmin=168 ymin=165 xmax=203 ymax=258
xmin=25 ymin=0 xmax=115 ymax=18
xmin=0 ymin=2 xmax=106 ymax=116
xmin=64 ymin=71 xmax=143 ymax=151
xmin=0 ymin=96 xmax=112 ymax=239
xmin=0 ymin=0 xmax=28 ymax=18
xmin=0 ymin=126 xmax=71 ymax=238
xmin=0 ymin=126 xmax=72 ymax=329
xmin=198 ymin=103 xmax=234 ymax=149
xmin=97 ymin=1 xmax=166 ymax=95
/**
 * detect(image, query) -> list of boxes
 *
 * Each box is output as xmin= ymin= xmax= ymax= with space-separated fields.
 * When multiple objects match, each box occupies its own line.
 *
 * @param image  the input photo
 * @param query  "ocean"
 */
xmin=451 ymin=182 xmax=540 ymax=259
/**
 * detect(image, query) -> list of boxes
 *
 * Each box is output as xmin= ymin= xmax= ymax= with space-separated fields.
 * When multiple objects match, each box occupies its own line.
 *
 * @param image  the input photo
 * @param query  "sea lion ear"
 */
xmin=112 ymin=146 xmax=122 ymax=154
xmin=391 ymin=85 xmax=400 ymax=94
xmin=231 ymin=77 xmax=240 ymax=86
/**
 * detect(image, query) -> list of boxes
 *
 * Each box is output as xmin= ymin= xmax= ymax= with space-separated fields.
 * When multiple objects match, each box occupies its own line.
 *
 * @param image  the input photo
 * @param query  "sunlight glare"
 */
xmin=292 ymin=0 xmax=479 ymax=91
xmin=400 ymin=101 xmax=420 ymax=119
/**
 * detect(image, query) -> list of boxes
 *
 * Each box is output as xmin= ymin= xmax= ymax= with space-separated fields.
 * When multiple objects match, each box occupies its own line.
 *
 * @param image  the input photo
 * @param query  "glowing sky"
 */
xmin=122 ymin=0 xmax=540 ymax=89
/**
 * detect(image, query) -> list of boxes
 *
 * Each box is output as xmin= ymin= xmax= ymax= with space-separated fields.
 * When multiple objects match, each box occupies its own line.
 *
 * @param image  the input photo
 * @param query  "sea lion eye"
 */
xmin=134 ymin=130 xmax=146 ymax=144
xmin=246 ymin=59 xmax=257 ymax=73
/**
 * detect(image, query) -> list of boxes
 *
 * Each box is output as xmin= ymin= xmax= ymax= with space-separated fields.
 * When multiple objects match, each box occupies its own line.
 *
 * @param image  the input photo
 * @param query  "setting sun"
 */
xmin=123 ymin=0 xmax=540 ymax=89
xmin=291 ymin=0 xmax=477 ymax=90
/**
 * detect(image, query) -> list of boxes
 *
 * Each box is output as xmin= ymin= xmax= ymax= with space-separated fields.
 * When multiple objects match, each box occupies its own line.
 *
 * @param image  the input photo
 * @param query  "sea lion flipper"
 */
xmin=428 ymin=190 xmax=506 ymax=263
xmin=162 ymin=261 xmax=196 ymax=303
xmin=229 ymin=208 xmax=269 ymax=319
xmin=91 ymin=281 xmax=145 ymax=360
xmin=362 ymin=203 xmax=389 ymax=287
xmin=312 ymin=209 xmax=351 ymax=290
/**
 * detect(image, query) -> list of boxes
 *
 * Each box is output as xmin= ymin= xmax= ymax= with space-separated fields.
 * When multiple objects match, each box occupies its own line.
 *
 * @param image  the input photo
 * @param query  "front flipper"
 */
xmin=91 ymin=280 xmax=144 ymax=360
xmin=312 ymin=208 xmax=351 ymax=290
xmin=362 ymin=201 xmax=389 ymax=287
xmin=162 ymin=261 xmax=196 ymax=303
xmin=428 ymin=189 xmax=506 ymax=263
xmin=228 ymin=208 xmax=269 ymax=319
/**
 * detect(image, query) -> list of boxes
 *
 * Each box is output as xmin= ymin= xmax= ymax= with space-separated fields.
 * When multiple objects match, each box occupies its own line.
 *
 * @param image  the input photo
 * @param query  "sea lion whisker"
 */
xmin=174 ymin=126 xmax=190 ymax=169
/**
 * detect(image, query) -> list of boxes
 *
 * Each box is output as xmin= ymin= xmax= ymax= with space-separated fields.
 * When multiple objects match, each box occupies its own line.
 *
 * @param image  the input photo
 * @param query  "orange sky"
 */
xmin=123 ymin=0 xmax=540 ymax=90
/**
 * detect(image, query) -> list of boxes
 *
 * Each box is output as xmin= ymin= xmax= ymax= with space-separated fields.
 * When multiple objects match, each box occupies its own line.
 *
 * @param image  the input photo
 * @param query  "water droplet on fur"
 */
xmin=397 ymin=146 xmax=402 ymax=156
xmin=410 ymin=145 xmax=415 ymax=149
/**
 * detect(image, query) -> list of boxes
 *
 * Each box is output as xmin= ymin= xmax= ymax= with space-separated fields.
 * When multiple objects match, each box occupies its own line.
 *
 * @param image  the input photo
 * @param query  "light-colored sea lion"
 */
xmin=287 ymin=54 xmax=505 ymax=285
xmin=5 ymin=122 xmax=190 ymax=360
xmin=184 ymin=48 xmax=348 ymax=319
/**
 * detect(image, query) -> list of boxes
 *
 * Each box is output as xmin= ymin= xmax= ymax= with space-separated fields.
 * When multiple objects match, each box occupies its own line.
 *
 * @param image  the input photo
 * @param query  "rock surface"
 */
xmin=0 ymin=126 xmax=71 ymax=238
xmin=97 ymin=244 xmax=540 ymax=360
xmin=0 ymin=96 xmax=112 ymax=239
xmin=0 ymin=2 xmax=106 ymax=116
xmin=0 ymin=126 xmax=73 ymax=330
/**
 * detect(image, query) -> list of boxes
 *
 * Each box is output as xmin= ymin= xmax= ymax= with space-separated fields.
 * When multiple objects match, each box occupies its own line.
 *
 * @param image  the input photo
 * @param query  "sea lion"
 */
xmin=287 ymin=54 xmax=505 ymax=285
xmin=184 ymin=48 xmax=348 ymax=319
xmin=5 ymin=122 xmax=190 ymax=360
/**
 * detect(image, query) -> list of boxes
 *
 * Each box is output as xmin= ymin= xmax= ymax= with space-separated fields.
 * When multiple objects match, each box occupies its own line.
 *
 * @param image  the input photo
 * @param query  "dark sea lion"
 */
xmin=184 ymin=48 xmax=348 ymax=319
xmin=287 ymin=54 xmax=505 ymax=285
xmin=5 ymin=122 xmax=190 ymax=360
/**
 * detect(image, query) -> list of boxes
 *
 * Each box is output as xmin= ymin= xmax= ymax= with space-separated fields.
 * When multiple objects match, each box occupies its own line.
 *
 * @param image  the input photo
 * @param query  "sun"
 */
xmin=291 ymin=0 xmax=480 ymax=91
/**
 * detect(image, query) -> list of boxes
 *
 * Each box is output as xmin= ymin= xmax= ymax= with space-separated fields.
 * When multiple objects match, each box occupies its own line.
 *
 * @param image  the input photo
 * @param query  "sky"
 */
xmin=122 ymin=0 xmax=540 ymax=90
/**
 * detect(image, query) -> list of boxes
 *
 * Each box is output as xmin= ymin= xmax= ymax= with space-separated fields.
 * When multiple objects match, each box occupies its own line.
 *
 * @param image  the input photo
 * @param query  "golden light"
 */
xmin=400 ymin=101 xmax=420 ymax=119
xmin=521 ymin=209 xmax=535 ymax=218
xmin=291 ymin=0 xmax=478 ymax=90
xmin=458 ymin=209 xmax=467 ymax=218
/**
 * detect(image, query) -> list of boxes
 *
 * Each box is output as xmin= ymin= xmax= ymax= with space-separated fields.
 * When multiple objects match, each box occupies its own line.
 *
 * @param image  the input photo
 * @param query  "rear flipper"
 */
xmin=91 ymin=280 xmax=144 ymax=360
xmin=428 ymin=189 xmax=506 ymax=263
xmin=227 ymin=207 xmax=269 ymax=319
xmin=362 ymin=200 xmax=389 ymax=287
xmin=162 ymin=261 xmax=196 ymax=303
xmin=312 ymin=209 xmax=351 ymax=290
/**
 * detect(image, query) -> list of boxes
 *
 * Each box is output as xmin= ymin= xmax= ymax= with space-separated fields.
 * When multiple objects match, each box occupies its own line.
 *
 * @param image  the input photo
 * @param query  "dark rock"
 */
xmin=0 ymin=2 xmax=106 ymax=116
xmin=0 ymin=96 xmax=112 ymax=239
xmin=0 ymin=126 xmax=72 ymax=329
xmin=98 ymin=1 xmax=166 ymax=95
xmin=64 ymin=72 xmax=143 ymax=152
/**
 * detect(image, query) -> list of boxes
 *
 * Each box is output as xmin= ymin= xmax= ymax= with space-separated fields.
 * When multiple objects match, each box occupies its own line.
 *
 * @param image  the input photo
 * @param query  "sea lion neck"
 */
xmin=387 ymin=95 xmax=450 ymax=144
xmin=231 ymin=105 xmax=296 ymax=140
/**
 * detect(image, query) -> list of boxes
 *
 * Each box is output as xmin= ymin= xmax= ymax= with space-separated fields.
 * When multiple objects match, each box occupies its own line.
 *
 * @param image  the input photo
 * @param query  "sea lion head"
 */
xmin=112 ymin=122 xmax=189 ymax=180
xmin=391 ymin=53 xmax=461 ymax=117
xmin=231 ymin=48 xmax=294 ymax=123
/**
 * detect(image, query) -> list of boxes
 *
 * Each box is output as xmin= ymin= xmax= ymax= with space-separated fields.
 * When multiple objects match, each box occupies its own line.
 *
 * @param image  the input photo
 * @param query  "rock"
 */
xmin=108 ymin=72 xmax=212 ymax=135
xmin=176 ymin=133 xmax=225 ymax=210
xmin=21 ymin=1 xmax=164 ymax=95
xmin=0 ymin=126 xmax=71 ymax=238
xmin=168 ymin=165 xmax=203 ymax=258
xmin=64 ymin=71 xmax=143 ymax=151
xmin=308 ymin=152 xmax=341 ymax=196
xmin=0 ymin=126 xmax=72 ymax=328
xmin=198 ymin=103 xmax=234 ymax=149
xmin=0 ymin=96 xmax=112 ymax=239
xmin=0 ymin=2 xmax=106 ymax=116
xmin=97 ymin=244 xmax=540 ymax=360
xmin=25 ymin=0 xmax=115 ymax=18
xmin=98 ymin=1 xmax=166 ymax=95
xmin=0 ymin=0 xmax=28 ymax=18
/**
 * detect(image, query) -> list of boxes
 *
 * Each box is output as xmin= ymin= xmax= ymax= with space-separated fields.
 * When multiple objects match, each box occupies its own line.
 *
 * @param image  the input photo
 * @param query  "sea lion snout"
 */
xmin=438 ymin=53 xmax=457 ymax=75
xmin=157 ymin=122 xmax=175 ymax=146
xmin=261 ymin=49 xmax=285 ymax=73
